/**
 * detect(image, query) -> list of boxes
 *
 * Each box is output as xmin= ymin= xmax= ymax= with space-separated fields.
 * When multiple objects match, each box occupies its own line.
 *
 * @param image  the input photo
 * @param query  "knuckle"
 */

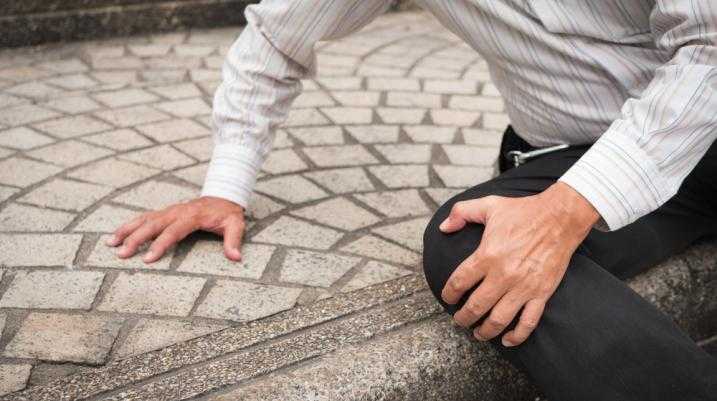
xmin=522 ymin=319 xmax=539 ymax=330
xmin=487 ymin=316 xmax=508 ymax=329
xmin=449 ymin=277 xmax=465 ymax=292
xmin=465 ymin=302 xmax=483 ymax=316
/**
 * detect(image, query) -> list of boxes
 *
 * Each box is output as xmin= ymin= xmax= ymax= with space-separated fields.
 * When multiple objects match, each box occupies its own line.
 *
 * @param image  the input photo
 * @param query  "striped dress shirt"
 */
xmin=201 ymin=0 xmax=717 ymax=231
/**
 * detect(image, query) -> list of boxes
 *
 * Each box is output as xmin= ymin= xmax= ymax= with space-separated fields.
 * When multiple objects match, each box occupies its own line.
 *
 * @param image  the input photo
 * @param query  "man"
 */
xmin=106 ymin=1 xmax=717 ymax=399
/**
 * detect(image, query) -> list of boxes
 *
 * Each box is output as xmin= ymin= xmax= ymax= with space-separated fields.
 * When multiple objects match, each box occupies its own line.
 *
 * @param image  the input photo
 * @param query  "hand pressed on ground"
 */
xmin=439 ymin=182 xmax=599 ymax=347
xmin=106 ymin=196 xmax=246 ymax=263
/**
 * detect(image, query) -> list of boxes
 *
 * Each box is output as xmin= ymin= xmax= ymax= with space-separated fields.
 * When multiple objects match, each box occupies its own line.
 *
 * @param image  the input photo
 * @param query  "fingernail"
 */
xmin=115 ymin=246 xmax=126 ymax=256
xmin=439 ymin=219 xmax=448 ymax=231
xmin=502 ymin=338 xmax=515 ymax=347
xmin=474 ymin=332 xmax=486 ymax=341
xmin=143 ymin=251 xmax=156 ymax=263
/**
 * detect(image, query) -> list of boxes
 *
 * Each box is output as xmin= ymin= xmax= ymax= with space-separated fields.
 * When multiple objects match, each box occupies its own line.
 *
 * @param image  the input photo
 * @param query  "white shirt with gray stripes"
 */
xmin=201 ymin=0 xmax=717 ymax=231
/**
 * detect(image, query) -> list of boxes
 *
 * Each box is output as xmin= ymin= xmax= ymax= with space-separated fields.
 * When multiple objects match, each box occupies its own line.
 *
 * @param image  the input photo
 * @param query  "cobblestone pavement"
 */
xmin=0 ymin=11 xmax=508 ymax=395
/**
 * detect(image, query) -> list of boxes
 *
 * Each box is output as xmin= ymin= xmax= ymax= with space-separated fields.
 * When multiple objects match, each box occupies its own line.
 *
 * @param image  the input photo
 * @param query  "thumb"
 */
xmin=222 ymin=216 xmax=244 ymax=261
xmin=439 ymin=196 xmax=497 ymax=233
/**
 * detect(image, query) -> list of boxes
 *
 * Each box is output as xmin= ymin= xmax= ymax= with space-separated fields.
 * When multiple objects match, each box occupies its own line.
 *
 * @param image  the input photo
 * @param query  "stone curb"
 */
xmin=4 ymin=240 xmax=715 ymax=400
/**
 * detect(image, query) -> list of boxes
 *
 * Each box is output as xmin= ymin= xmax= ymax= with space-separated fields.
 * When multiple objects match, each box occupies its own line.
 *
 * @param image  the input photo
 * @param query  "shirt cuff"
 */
xmin=558 ymin=132 xmax=671 ymax=231
xmin=201 ymin=144 xmax=263 ymax=209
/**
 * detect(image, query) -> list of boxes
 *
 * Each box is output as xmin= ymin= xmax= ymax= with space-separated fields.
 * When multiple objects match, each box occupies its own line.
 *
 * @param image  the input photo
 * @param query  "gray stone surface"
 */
xmin=0 ymin=234 xmax=81 ymax=267
xmin=0 ymin=270 xmax=104 ymax=309
xmin=97 ymin=273 xmax=205 ymax=316
xmin=195 ymin=280 xmax=302 ymax=322
xmin=0 ymin=365 xmax=32 ymax=397
xmin=113 ymin=319 xmax=228 ymax=360
xmin=280 ymin=249 xmax=361 ymax=287
xmin=178 ymin=240 xmax=275 ymax=279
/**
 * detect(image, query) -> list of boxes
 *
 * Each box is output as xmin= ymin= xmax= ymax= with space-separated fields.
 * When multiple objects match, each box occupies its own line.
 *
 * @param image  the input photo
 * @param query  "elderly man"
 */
xmin=107 ymin=1 xmax=717 ymax=399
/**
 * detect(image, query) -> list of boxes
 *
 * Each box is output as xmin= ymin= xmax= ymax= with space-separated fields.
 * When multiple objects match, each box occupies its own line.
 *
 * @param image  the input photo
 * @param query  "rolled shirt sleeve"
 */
xmin=560 ymin=0 xmax=717 ymax=231
xmin=202 ymin=0 xmax=392 ymax=208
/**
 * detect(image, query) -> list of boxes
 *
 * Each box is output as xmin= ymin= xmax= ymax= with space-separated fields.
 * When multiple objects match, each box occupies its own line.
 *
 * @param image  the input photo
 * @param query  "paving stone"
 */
xmin=33 ymin=115 xmax=112 ymax=139
xmin=141 ymin=70 xmax=188 ymax=83
xmin=368 ymin=164 xmax=430 ymax=188
xmin=113 ymin=181 xmax=197 ymax=210
xmin=119 ymin=144 xmax=195 ymax=170
xmin=0 ymin=93 xmax=28 ymax=109
xmin=449 ymin=95 xmax=504 ymax=112
xmin=148 ymin=83 xmax=202 ymax=100
xmin=424 ymin=79 xmax=480 ymax=95
xmin=154 ymin=98 xmax=212 ymax=118
xmin=316 ymin=77 xmax=362 ymax=90
xmin=289 ymin=126 xmax=344 ymax=146
xmin=320 ymin=107 xmax=373 ymax=124
xmin=372 ymin=216 xmax=430 ymax=252
xmin=367 ymin=77 xmax=420 ymax=92
xmin=357 ymin=64 xmax=405 ymax=77
xmin=280 ymin=249 xmax=360 ymax=287
xmin=3 ymin=313 xmax=122 ymax=365
xmin=114 ymin=319 xmax=228 ymax=359
xmin=411 ymin=66 xmax=460 ymax=79
xmin=94 ymin=105 xmax=170 ymax=127
xmin=0 ymin=104 xmax=60 ymax=127
xmin=273 ymin=129 xmax=294 ymax=148
xmin=331 ymin=91 xmax=380 ymax=107
xmin=386 ymin=92 xmax=442 ymax=108
xmin=340 ymin=261 xmax=411 ymax=292
xmin=136 ymin=118 xmax=210 ymax=143
xmin=0 ymin=364 xmax=32 ymax=396
xmin=376 ymin=107 xmax=426 ymax=124
xmin=291 ymin=197 xmax=381 ymax=231
xmin=5 ymin=82 xmax=64 ymax=100
xmin=0 ymin=66 xmax=53 ymax=83
xmin=43 ymin=96 xmax=101 ymax=114
xmin=252 ymin=216 xmax=342 ymax=250
xmin=434 ymin=165 xmax=494 ymax=187
xmin=261 ymin=149 xmax=308 ymax=174
xmin=73 ymin=204 xmax=140 ymax=232
xmin=430 ymin=109 xmax=480 ymax=127
xmin=293 ymin=91 xmax=336 ymax=108
xmin=172 ymin=137 xmax=213 ymax=162
xmin=0 ymin=127 xmax=54 ymax=150
xmin=246 ymin=193 xmax=285 ymax=220
xmin=404 ymin=125 xmax=457 ymax=143
xmin=0 ymin=203 xmax=75 ymax=232
xmin=93 ymin=88 xmax=159 ymax=108
xmin=316 ymin=54 xmax=359 ymax=68
xmin=340 ymin=235 xmax=420 ymax=266
xmin=374 ymin=143 xmax=431 ymax=164
xmin=47 ymin=74 xmax=98 ymax=90
xmin=424 ymin=187 xmax=464 ymax=206
xmin=68 ymin=158 xmax=160 ymax=188
xmin=462 ymin=128 xmax=503 ymax=147
xmin=0 ymin=270 xmax=104 ymax=310
xmin=0 ymin=312 xmax=5 ymax=333
xmin=27 ymin=140 xmax=113 ymax=167
xmin=482 ymin=82 xmax=501 ymax=96
xmin=0 ymin=185 xmax=19 ymax=202
xmin=0 ymin=157 xmax=62 ymax=187
xmin=303 ymin=145 xmax=378 ymax=167
xmin=255 ymin=175 xmax=327 ymax=204
xmin=283 ymin=108 xmax=329 ymax=127
xmin=91 ymin=71 xmax=137 ymax=85
xmin=354 ymin=189 xmax=429 ymax=218
xmin=82 ymin=128 xmax=153 ymax=151
xmin=483 ymin=112 xmax=511 ymax=130
xmin=173 ymin=163 xmax=208 ymax=186
xmin=194 ymin=280 xmax=302 ymax=322
xmin=441 ymin=144 xmax=499 ymax=166
xmin=303 ymin=167 xmax=374 ymax=194
xmin=0 ymin=147 xmax=15 ymax=158
xmin=345 ymin=125 xmax=400 ymax=143
xmin=178 ymin=240 xmax=275 ymax=279
xmin=97 ymin=273 xmax=205 ymax=316
xmin=128 ymin=44 xmax=172 ymax=57
xmin=86 ymin=235 xmax=173 ymax=270
xmin=91 ymin=56 xmax=143 ymax=70
xmin=0 ymin=234 xmax=81 ymax=266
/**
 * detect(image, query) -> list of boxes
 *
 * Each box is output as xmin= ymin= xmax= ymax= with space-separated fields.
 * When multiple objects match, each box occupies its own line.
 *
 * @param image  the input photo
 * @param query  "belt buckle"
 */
xmin=506 ymin=144 xmax=569 ymax=167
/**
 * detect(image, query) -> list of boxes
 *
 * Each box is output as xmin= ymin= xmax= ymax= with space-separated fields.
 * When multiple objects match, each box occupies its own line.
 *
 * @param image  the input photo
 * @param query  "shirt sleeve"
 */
xmin=559 ymin=0 xmax=717 ymax=231
xmin=201 ymin=0 xmax=393 ymax=208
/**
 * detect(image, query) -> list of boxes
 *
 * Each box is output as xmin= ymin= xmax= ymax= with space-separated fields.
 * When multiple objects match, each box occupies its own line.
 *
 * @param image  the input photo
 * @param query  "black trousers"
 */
xmin=422 ymin=126 xmax=717 ymax=401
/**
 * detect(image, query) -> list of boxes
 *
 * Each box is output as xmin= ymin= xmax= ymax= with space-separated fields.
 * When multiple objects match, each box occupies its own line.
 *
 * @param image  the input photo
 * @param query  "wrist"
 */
xmin=541 ymin=182 xmax=600 ymax=236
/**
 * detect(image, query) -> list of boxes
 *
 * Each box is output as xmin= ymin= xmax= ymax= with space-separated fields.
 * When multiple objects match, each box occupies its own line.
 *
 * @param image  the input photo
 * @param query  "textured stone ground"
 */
xmin=0 ymin=10 xmax=509 ymax=396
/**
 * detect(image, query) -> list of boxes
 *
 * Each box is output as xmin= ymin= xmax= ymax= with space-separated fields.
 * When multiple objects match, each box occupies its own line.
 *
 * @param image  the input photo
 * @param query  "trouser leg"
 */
xmin=422 ymin=133 xmax=717 ymax=400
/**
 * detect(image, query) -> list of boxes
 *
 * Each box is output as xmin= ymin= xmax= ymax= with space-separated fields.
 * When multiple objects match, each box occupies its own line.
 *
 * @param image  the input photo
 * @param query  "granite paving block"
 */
xmin=97 ymin=273 xmax=205 ymax=316
xmin=93 ymin=88 xmax=159 ymax=108
xmin=136 ymin=118 xmax=210 ymax=143
xmin=32 ymin=115 xmax=112 ymax=139
xmin=354 ymin=189 xmax=430 ymax=217
xmin=178 ymin=240 xmax=275 ymax=279
xmin=340 ymin=234 xmax=421 ymax=266
xmin=462 ymin=128 xmax=503 ymax=147
xmin=283 ymin=108 xmax=329 ymax=127
xmin=372 ymin=217 xmax=430 ymax=252
xmin=0 ymin=234 xmax=81 ymax=267
xmin=113 ymin=180 xmax=197 ymax=210
xmin=376 ymin=107 xmax=426 ymax=124
xmin=0 ymin=127 xmax=54 ymax=150
xmin=114 ymin=319 xmax=228 ymax=359
xmin=195 ymin=281 xmax=302 ymax=322
xmin=293 ymin=91 xmax=336 ymax=108
xmin=81 ymin=129 xmax=153 ymax=151
xmin=341 ymin=261 xmax=411 ymax=292
xmin=280 ymin=249 xmax=360 ymax=287
xmin=261 ymin=149 xmax=308 ymax=174
xmin=345 ymin=125 xmax=400 ymax=143
xmin=73 ymin=205 xmax=140 ymax=233
xmin=0 ymin=157 xmax=62 ymax=187
xmin=0 ymin=270 xmax=104 ymax=310
xmin=0 ymin=186 xmax=18 ymax=203
xmin=4 ymin=313 xmax=122 ymax=365
xmin=303 ymin=144 xmax=378 ymax=167
xmin=119 ymin=144 xmax=195 ymax=170
xmin=0 ymin=104 xmax=60 ymax=127
xmin=331 ymin=91 xmax=381 ymax=107
xmin=374 ymin=143 xmax=432 ymax=164
xmin=27 ymin=140 xmax=113 ymax=168
xmin=320 ymin=107 xmax=373 ymax=124
xmin=289 ymin=126 xmax=344 ymax=146
xmin=303 ymin=167 xmax=375 ymax=194
xmin=368 ymin=164 xmax=430 ymax=188
xmin=255 ymin=175 xmax=327 ymax=204
xmin=442 ymin=144 xmax=499 ymax=166
xmin=291 ymin=197 xmax=381 ymax=231
xmin=252 ymin=216 xmax=343 ymax=250
xmin=173 ymin=137 xmax=213 ymax=161
xmin=483 ymin=112 xmax=511 ymax=130
xmin=404 ymin=125 xmax=457 ymax=143
xmin=434 ymin=164 xmax=494 ymax=188
xmin=0 ymin=203 xmax=75 ymax=232
xmin=42 ymin=96 xmax=101 ymax=114
xmin=0 ymin=364 xmax=32 ymax=396
xmin=94 ymin=105 xmax=170 ymax=128
xmin=147 ymin=83 xmax=202 ymax=100
xmin=86 ymin=235 xmax=174 ymax=270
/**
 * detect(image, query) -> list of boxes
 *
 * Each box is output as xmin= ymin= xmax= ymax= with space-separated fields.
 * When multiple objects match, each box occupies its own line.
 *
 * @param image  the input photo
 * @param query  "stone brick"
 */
xmin=316 ymin=77 xmax=362 ymax=90
xmin=114 ymin=319 xmax=228 ymax=359
xmin=91 ymin=71 xmax=137 ymax=85
xmin=368 ymin=165 xmax=430 ymax=188
xmin=82 ymin=128 xmax=153 ymax=151
xmin=68 ymin=158 xmax=160 ymax=188
xmin=293 ymin=91 xmax=336 ymax=108
xmin=5 ymin=82 xmax=63 ymax=101
xmin=375 ymin=144 xmax=432 ymax=164
xmin=32 ymin=115 xmax=112 ymax=139
xmin=43 ymin=96 xmax=101 ymax=114
xmin=434 ymin=165 xmax=494 ymax=188
xmin=291 ymin=197 xmax=381 ymax=231
xmin=462 ymin=128 xmax=503 ymax=147
xmin=430 ymin=109 xmax=480 ymax=127
xmin=0 ymin=127 xmax=54 ymax=150
xmin=0 ymin=104 xmax=60 ymax=127
xmin=424 ymin=79 xmax=480 ymax=95
xmin=340 ymin=235 xmax=421 ymax=266
xmin=372 ymin=217 xmax=430 ymax=252
xmin=27 ymin=140 xmax=113 ymax=168
xmin=195 ymin=281 xmax=302 ymax=322
xmin=93 ymin=88 xmax=159 ymax=108
xmin=4 ymin=313 xmax=122 ymax=365
xmin=0 ymin=186 xmax=18 ymax=202
xmin=154 ymin=98 xmax=212 ymax=118
xmin=148 ymin=83 xmax=202 ymax=100
xmin=280 ymin=249 xmax=360 ymax=287
xmin=303 ymin=145 xmax=378 ymax=167
xmin=119 ymin=144 xmax=195 ymax=170
xmin=94 ymin=105 xmax=170 ymax=128
xmin=386 ymin=92 xmax=442 ymax=108
xmin=46 ymin=74 xmax=98 ymax=90
xmin=178 ymin=240 xmax=275 ymax=279
xmin=246 ymin=193 xmax=285 ymax=220
xmin=0 ymin=157 xmax=62 ymax=187
xmin=303 ymin=167 xmax=375 ymax=194
xmin=0 ymin=270 xmax=104 ymax=310
xmin=483 ymin=112 xmax=511 ymax=130
xmin=128 ymin=44 xmax=172 ymax=57
xmin=113 ymin=181 xmax=197 ymax=210
xmin=354 ymin=189 xmax=429 ymax=218
xmin=282 ymin=108 xmax=329 ymax=127
xmin=482 ymin=82 xmax=501 ymax=96
xmin=376 ymin=107 xmax=426 ymax=124
xmin=0 ymin=203 xmax=75 ymax=232
xmin=261 ymin=149 xmax=308 ymax=174
xmin=136 ymin=118 xmax=210 ymax=143
xmin=252 ymin=216 xmax=342 ymax=250
xmin=331 ymin=91 xmax=380 ymax=107
xmin=321 ymin=107 xmax=373 ymax=124
xmin=341 ymin=261 xmax=411 ymax=292
xmin=97 ymin=273 xmax=205 ymax=316
xmin=255 ymin=175 xmax=327 ymax=204
xmin=345 ymin=125 xmax=400 ymax=144
xmin=404 ymin=125 xmax=457 ymax=143
xmin=73 ymin=205 xmax=140 ymax=232
xmin=289 ymin=126 xmax=344 ymax=146
xmin=0 ymin=234 xmax=81 ymax=267
xmin=0 ymin=364 xmax=32 ymax=396
xmin=424 ymin=187 xmax=463 ymax=206
xmin=173 ymin=163 xmax=208 ymax=186
xmin=86 ymin=235 xmax=173 ymax=270
xmin=441 ymin=144 xmax=499 ymax=166
xmin=449 ymin=95 xmax=504 ymax=112
xmin=0 ymin=93 xmax=28 ymax=109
